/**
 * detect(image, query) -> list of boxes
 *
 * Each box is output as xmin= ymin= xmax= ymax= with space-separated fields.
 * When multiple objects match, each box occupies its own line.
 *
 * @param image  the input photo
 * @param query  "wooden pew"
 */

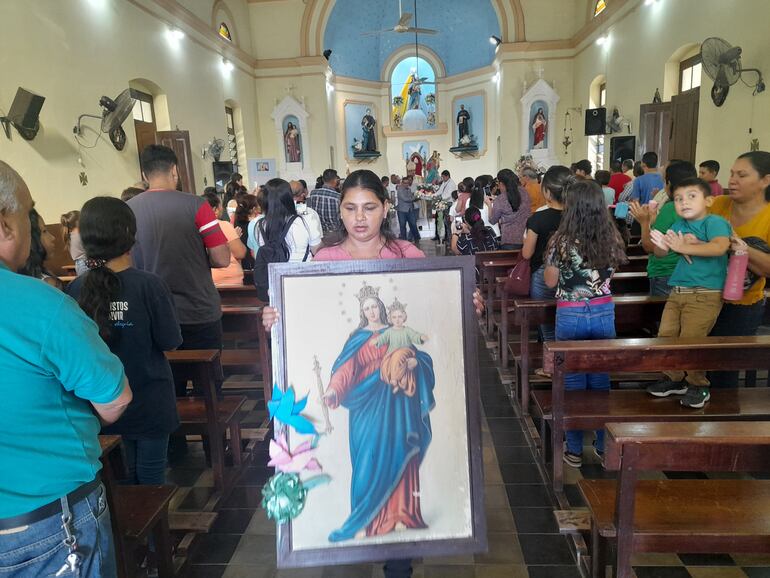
xmin=476 ymin=250 xmax=520 ymax=335
xmin=511 ymin=296 xmax=666 ymax=415
xmin=620 ymin=254 xmax=648 ymax=272
xmin=166 ymin=350 xmax=246 ymax=493
xmin=495 ymin=270 xmax=651 ymax=368
xmin=540 ymin=335 xmax=770 ymax=491
xmin=99 ymin=436 xmax=178 ymax=578
xmin=217 ymin=285 xmax=264 ymax=306
xmin=220 ymin=305 xmax=272 ymax=400
xmin=581 ymin=421 xmax=770 ymax=578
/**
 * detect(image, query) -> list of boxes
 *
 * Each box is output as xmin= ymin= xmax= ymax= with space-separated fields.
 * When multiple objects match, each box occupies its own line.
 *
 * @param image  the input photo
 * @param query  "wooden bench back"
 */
xmin=546 ymin=335 xmax=770 ymax=374
xmin=513 ymin=295 xmax=666 ymax=326
xmin=604 ymin=421 xmax=770 ymax=472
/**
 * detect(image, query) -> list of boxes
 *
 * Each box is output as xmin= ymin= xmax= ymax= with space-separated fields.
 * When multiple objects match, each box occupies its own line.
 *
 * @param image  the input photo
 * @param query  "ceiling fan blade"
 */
xmin=360 ymin=29 xmax=393 ymax=36
xmin=398 ymin=12 xmax=413 ymax=27
xmin=406 ymin=27 xmax=438 ymax=35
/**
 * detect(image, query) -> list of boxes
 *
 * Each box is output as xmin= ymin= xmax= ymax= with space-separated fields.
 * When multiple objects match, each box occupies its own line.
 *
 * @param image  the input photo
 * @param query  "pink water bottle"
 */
xmin=723 ymin=250 xmax=749 ymax=301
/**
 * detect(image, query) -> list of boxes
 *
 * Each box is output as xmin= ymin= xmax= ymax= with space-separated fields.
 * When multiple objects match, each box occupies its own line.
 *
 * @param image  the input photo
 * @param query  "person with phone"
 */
xmin=450 ymin=206 xmax=499 ymax=257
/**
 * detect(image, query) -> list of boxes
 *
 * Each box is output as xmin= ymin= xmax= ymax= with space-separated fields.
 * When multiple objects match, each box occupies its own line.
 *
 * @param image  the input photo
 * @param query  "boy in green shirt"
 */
xmin=646 ymin=177 xmax=731 ymax=408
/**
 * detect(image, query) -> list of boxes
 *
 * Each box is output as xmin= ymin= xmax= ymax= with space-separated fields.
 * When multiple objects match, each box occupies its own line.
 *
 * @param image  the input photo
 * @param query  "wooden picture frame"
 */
xmin=268 ymin=256 xmax=486 ymax=567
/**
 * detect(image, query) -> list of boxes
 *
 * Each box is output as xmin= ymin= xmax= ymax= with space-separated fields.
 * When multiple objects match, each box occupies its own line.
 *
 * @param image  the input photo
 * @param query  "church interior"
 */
xmin=3 ymin=0 xmax=770 ymax=577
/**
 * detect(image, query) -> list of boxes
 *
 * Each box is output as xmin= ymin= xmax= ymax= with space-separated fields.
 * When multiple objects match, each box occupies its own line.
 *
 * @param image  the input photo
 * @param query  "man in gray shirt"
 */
xmin=396 ymin=176 xmax=419 ymax=243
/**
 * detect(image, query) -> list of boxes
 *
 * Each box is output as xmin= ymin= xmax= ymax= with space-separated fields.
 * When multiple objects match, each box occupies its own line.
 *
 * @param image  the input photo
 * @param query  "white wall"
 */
xmin=0 ymin=0 xmax=258 ymax=222
xmin=571 ymin=0 xmax=770 ymax=173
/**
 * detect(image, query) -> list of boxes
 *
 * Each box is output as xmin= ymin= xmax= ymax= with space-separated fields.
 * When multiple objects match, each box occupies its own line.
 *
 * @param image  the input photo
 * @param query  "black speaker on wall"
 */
xmin=1 ymin=87 xmax=45 ymax=140
xmin=610 ymin=136 xmax=636 ymax=164
xmin=584 ymin=107 xmax=606 ymax=136
xmin=212 ymin=161 xmax=234 ymax=193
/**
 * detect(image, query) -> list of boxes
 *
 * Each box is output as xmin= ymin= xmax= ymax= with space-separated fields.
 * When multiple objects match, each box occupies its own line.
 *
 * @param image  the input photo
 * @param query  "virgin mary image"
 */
xmin=284 ymin=121 xmax=301 ymax=163
xmin=323 ymin=282 xmax=436 ymax=542
xmin=531 ymin=107 xmax=547 ymax=149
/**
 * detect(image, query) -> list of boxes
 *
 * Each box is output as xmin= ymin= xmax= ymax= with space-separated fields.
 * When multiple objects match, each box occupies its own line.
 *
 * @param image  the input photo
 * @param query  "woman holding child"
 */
xmin=708 ymin=151 xmax=770 ymax=388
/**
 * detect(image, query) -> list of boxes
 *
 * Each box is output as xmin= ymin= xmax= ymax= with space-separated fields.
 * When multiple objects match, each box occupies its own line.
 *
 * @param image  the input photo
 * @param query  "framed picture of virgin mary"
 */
xmin=268 ymin=256 xmax=486 ymax=567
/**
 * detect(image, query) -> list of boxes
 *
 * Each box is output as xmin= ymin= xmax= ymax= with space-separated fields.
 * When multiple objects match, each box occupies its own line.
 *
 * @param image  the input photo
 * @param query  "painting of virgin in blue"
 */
xmin=322 ymin=286 xmax=436 ymax=542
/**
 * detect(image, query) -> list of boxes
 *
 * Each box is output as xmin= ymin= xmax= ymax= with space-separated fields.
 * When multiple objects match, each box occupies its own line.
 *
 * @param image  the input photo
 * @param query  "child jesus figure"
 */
xmin=377 ymin=298 xmax=429 ymax=396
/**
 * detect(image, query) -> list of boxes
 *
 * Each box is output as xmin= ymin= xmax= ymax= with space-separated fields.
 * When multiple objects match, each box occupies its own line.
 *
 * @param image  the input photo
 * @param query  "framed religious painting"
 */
xmin=266 ymin=256 xmax=486 ymax=567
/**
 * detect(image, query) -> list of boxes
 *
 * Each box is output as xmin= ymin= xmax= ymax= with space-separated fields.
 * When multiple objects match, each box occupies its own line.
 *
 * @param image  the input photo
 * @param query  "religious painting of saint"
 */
xmin=283 ymin=116 xmax=302 ymax=163
xmin=268 ymin=258 xmax=486 ymax=567
xmin=529 ymin=101 xmax=548 ymax=150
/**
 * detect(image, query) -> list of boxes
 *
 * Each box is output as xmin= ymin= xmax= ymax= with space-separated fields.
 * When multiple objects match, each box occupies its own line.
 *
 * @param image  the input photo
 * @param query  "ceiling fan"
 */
xmin=361 ymin=0 xmax=437 ymax=37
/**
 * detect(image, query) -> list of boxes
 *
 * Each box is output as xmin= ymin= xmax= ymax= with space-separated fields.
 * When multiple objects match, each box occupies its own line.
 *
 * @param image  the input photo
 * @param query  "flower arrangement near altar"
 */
xmin=425 ymin=93 xmax=436 ymax=105
xmin=433 ymin=199 xmax=451 ymax=213
xmin=514 ymin=154 xmax=546 ymax=178
xmin=392 ymin=96 xmax=404 ymax=107
xmin=414 ymin=185 xmax=438 ymax=201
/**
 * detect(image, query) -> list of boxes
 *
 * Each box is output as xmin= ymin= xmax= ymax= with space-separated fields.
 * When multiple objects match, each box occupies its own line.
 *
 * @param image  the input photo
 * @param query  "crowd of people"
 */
xmin=2 ymin=140 xmax=769 ymax=576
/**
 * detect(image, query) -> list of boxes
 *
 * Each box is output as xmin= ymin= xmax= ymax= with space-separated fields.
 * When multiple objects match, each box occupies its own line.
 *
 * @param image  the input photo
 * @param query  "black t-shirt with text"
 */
xmin=68 ymin=268 xmax=183 ymax=437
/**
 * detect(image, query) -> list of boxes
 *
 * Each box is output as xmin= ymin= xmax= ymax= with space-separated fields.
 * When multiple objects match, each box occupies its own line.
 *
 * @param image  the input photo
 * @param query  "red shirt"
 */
xmin=608 ymin=173 xmax=632 ymax=203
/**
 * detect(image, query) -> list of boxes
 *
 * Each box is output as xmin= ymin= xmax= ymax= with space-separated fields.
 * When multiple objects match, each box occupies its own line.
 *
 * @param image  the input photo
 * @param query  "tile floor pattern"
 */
xmin=177 ymin=237 xmax=770 ymax=578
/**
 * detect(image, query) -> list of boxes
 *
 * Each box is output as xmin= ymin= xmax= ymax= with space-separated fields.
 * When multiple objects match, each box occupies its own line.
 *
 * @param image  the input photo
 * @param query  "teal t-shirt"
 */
xmin=668 ymin=214 xmax=731 ymax=290
xmin=647 ymin=201 xmax=680 ymax=279
xmin=0 ymin=263 xmax=125 ymax=517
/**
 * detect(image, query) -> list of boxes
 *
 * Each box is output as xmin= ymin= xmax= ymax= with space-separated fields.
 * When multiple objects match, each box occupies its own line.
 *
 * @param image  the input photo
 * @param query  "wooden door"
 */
xmin=132 ymin=90 xmax=157 ymax=169
xmin=638 ymin=102 xmax=672 ymax=167
xmin=157 ymin=130 xmax=197 ymax=194
xmin=669 ymin=87 xmax=700 ymax=164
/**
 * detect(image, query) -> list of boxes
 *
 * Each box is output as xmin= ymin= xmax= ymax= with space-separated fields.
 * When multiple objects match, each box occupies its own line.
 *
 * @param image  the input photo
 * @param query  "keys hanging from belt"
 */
xmin=54 ymin=496 xmax=86 ymax=576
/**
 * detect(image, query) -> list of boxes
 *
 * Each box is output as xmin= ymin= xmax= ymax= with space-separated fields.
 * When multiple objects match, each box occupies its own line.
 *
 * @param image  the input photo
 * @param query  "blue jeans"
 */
xmin=556 ymin=301 xmax=616 ymax=455
xmin=649 ymin=275 xmax=672 ymax=297
xmin=122 ymin=436 xmax=169 ymax=485
xmin=530 ymin=265 xmax=556 ymax=342
xmin=397 ymin=210 xmax=419 ymax=242
xmin=708 ymin=300 xmax=766 ymax=388
xmin=0 ymin=483 xmax=117 ymax=577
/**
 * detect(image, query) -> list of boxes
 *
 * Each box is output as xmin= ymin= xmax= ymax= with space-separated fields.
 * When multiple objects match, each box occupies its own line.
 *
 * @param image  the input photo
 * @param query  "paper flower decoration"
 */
xmin=268 ymin=433 xmax=322 ymax=474
xmin=267 ymin=385 xmax=317 ymax=435
xmin=262 ymin=472 xmax=307 ymax=524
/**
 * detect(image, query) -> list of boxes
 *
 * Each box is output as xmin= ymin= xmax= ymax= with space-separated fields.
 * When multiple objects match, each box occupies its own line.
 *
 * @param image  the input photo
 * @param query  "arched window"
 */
xmin=594 ymin=0 xmax=607 ymax=17
xmin=218 ymin=22 xmax=232 ymax=42
xmin=389 ymin=56 xmax=437 ymax=130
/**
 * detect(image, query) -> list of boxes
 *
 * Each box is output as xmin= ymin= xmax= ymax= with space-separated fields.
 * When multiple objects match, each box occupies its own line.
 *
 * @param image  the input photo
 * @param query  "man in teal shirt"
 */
xmin=0 ymin=161 xmax=132 ymax=577
xmin=629 ymin=161 xmax=697 ymax=296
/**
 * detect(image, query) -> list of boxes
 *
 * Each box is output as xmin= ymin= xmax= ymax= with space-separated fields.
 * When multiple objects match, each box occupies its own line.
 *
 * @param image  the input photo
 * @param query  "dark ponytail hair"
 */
xmin=326 ymin=169 xmax=402 ymax=256
xmin=464 ymin=206 xmax=487 ymax=245
xmin=496 ymin=169 xmax=521 ymax=212
xmin=258 ymin=179 xmax=297 ymax=242
xmin=738 ymin=151 xmax=770 ymax=201
xmin=540 ymin=165 xmax=574 ymax=204
xmin=548 ymin=180 xmax=625 ymax=270
xmin=78 ymin=197 xmax=136 ymax=342
xmin=19 ymin=209 xmax=49 ymax=279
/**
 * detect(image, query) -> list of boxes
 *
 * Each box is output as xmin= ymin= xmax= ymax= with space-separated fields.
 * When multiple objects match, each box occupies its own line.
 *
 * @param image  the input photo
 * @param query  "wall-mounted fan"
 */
xmin=361 ymin=0 xmax=437 ymax=36
xmin=73 ymin=89 xmax=136 ymax=149
xmin=701 ymin=37 xmax=765 ymax=107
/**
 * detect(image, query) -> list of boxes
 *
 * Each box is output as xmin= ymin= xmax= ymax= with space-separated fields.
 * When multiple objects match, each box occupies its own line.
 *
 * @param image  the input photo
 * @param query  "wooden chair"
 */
xmin=541 ymin=335 xmax=770 ymax=491
xmin=581 ymin=421 xmax=770 ymax=578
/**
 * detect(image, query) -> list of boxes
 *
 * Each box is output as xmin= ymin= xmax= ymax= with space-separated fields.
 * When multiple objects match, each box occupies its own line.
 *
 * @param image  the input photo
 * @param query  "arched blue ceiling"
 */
xmin=323 ymin=0 xmax=501 ymax=81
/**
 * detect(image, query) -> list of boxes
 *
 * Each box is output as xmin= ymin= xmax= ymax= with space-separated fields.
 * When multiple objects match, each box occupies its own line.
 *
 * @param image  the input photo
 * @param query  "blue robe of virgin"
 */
xmin=328 ymin=328 xmax=435 ymax=542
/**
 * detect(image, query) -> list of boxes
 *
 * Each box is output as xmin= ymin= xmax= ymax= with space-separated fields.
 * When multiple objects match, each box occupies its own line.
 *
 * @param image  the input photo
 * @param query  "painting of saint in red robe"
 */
xmin=322 ymin=291 xmax=435 ymax=542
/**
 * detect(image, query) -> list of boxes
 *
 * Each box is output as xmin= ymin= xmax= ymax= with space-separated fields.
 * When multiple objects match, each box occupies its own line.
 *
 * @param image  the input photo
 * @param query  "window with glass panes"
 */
xmin=679 ymin=55 xmax=702 ymax=93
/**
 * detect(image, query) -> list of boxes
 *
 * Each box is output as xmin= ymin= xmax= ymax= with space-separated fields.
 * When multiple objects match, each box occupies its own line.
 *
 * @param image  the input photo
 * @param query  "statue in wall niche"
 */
xmin=424 ymin=151 xmax=441 ymax=185
xmin=456 ymin=104 xmax=470 ymax=145
xmin=531 ymin=107 xmax=547 ymax=149
xmin=361 ymin=108 xmax=377 ymax=152
xmin=284 ymin=121 xmax=301 ymax=163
